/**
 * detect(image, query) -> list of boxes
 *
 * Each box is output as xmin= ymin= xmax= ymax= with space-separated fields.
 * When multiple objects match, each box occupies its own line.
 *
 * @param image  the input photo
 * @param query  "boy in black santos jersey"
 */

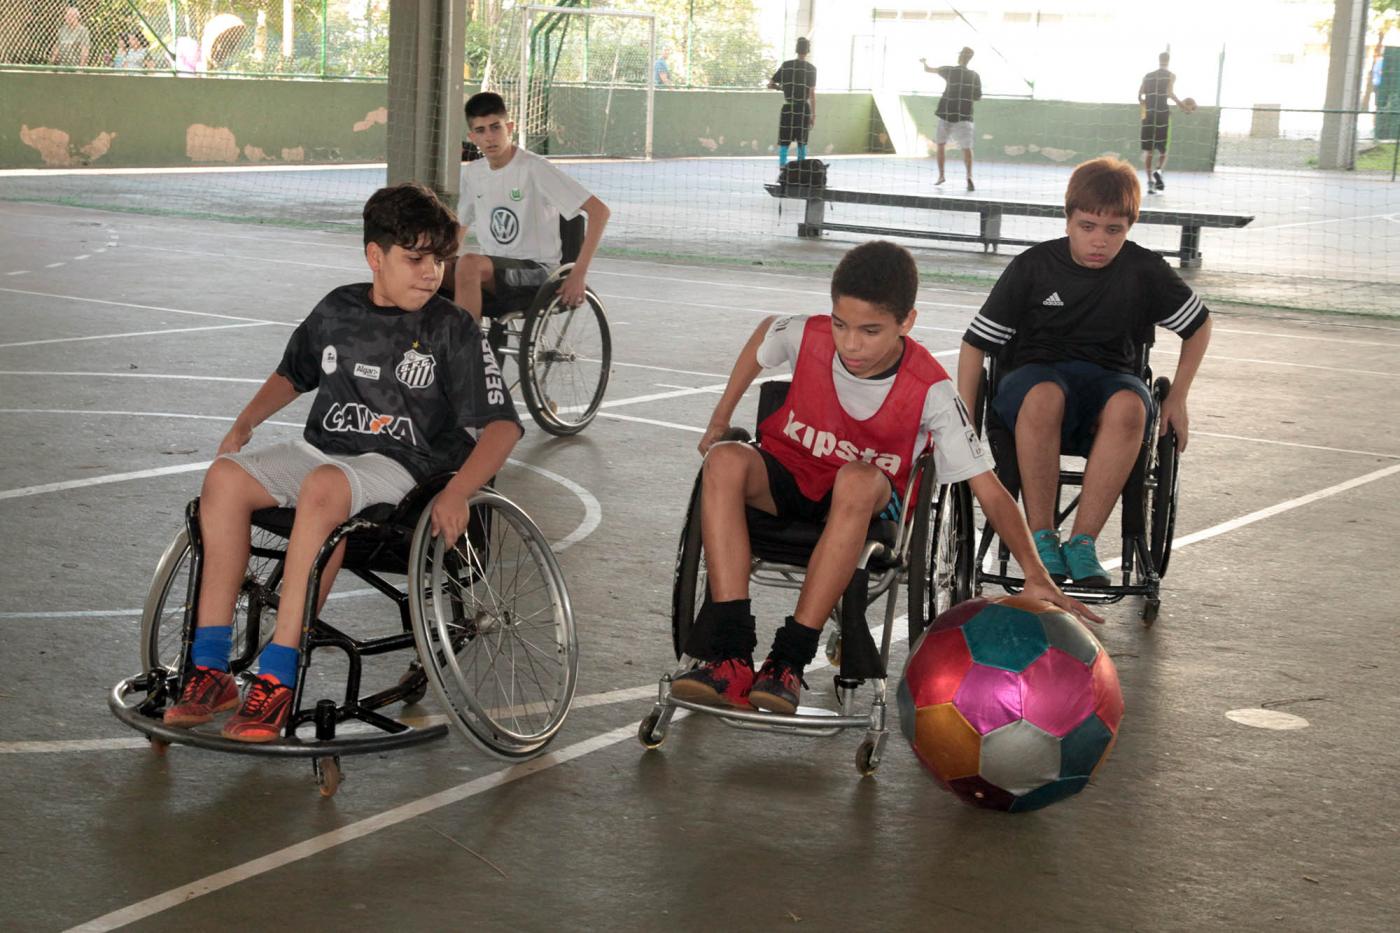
xmin=958 ymin=157 xmax=1212 ymax=587
xmin=163 ymin=184 xmax=523 ymax=742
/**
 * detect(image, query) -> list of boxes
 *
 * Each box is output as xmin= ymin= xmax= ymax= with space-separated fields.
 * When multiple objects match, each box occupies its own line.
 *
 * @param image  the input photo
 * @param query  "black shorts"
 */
xmin=757 ymin=448 xmax=901 ymax=524
xmin=487 ymin=256 xmax=552 ymax=294
xmin=1140 ymin=113 xmax=1169 ymax=152
xmin=778 ymin=101 xmax=812 ymax=146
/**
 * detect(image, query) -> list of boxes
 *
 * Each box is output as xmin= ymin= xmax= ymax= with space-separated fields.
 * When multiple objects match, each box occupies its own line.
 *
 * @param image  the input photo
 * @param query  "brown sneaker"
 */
xmin=221 ymin=675 xmax=294 ymax=743
xmin=163 ymin=666 xmax=238 ymax=727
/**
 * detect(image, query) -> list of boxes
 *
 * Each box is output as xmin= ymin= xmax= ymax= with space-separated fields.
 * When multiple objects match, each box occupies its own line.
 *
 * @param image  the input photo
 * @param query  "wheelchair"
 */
xmin=971 ymin=338 xmax=1181 ymax=625
xmin=637 ymin=381 xmax=976 ymax=776
xmin=444 ymin=215 xmax=612 ymax=437
xmin=110 ymin=472 xmax=579 ymax=797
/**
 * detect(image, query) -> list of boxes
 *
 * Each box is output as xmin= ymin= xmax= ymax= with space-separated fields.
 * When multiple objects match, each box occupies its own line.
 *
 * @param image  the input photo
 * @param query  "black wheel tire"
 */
xmin=670 ymin=473 xmax=706 ymax=660
xmin=1142 ymin=597 xmax=1162 ymax=626
xmin=855 ymin=739 xmax=880 ymax=777
xmin=908 ymin=481 xmax=976 ymax=646
xmin=519 ymin=288 xmax=611 ymax=436
xmin=638 ymin=711 xmax=666 ymax=750
xmin=1149 ymin=378 xmax=1180 ymax=577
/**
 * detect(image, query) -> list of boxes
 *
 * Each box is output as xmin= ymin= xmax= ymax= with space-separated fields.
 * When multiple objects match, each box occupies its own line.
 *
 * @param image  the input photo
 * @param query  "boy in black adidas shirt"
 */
xmin=958 ymin=157 xmax=1212 ymax=586
xmin=163 ymin=183 xmax=523 ymax=742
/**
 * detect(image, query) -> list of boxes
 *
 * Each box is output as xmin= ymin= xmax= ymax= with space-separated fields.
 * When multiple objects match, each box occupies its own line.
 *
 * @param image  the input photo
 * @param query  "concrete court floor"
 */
xmin=1 ymin=200 xmax=1398 ymax=932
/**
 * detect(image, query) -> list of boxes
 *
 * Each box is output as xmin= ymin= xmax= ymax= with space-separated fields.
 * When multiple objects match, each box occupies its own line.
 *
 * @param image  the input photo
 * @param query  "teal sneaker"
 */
xmin=1032 ymin=529 xmax=1068 ymax=583
xmin=1063 ymin=534 xmax=1110 ymax=586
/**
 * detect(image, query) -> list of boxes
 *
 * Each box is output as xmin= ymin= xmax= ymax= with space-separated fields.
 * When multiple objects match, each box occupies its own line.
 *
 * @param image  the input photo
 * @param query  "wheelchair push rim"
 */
xmin=519 ymin=288 xmax=611 ymax=436
xmin=408 ymin=491 xmax=579 ymax=758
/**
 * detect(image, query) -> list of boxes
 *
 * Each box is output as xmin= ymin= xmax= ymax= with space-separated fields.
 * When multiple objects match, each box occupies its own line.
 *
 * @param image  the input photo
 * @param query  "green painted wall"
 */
xmin=538 ymin=88 xmax=877 ymax=158
xmin=891 ymin=95 xmax=1220 ymax=171
xmin=0 ymin=72 xmax=388 ymax=169
xmin=0 ymin=72 xmax=1218 ymax=170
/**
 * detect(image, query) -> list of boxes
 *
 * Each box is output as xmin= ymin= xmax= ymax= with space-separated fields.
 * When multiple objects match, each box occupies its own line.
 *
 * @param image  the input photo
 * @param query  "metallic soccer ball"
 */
xmin=897 ymin=596 xmax=1123 ymax=812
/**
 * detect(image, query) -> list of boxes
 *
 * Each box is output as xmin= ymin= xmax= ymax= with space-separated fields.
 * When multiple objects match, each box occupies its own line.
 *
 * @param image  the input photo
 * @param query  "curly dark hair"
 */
xmin=830 ymin=241 xmax=918 ymax=322
xmin=362 ymin=183 xmax=459 ymax=261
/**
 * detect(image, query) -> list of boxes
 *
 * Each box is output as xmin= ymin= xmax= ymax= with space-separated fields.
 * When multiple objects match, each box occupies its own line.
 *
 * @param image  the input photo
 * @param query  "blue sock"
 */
xmin=797 ymin=143 xmax=808 ymax=161
xmin=191 ymin=625 xmax=232 ymax=672
xmin=257 ymin=643 xmax=300 ymax=688
xmin=778 ymin=144 xmax=790 ymax=166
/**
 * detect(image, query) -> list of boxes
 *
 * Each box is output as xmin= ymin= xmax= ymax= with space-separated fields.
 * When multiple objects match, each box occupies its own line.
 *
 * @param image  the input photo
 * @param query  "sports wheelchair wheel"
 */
xmin=670 ymin=473 xmax=706 ymax=660
xmin=907 ymin=480 xmax=975 ymax=646
xmin=519 ymin=285 xmax=611 ymax=436
xmin=140 ymin=523 xmax=282 ymax=675
xmin=1148 ymin=377 xmax=1180 ymax=577
xmin=408 ymin=491 xmax=578 ymax=759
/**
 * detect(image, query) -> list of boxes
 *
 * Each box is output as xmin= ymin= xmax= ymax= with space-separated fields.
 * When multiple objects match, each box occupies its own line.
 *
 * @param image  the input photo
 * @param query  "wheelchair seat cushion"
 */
xmin=745 ymin=507 xmax=899 ymax=570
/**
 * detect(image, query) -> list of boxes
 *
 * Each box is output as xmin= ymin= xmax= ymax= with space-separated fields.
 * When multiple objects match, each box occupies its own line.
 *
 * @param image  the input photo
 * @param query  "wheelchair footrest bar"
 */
xmin=664 ymin=695 xmax=873 ymax=735
xmin=110 ymin=676 xmax=449 ymax=758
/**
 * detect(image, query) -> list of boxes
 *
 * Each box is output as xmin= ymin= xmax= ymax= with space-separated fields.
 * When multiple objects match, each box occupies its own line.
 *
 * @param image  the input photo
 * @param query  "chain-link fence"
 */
xmin=1216 ymin=105 xmax=1400 ymax=180
xmin=0 ymin=0 xmax=389 ymax=79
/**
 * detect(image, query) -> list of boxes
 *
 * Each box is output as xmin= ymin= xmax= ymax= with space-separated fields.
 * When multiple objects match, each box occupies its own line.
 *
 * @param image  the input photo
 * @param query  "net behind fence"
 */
xmin=2 ymin=1 xmax=1397 ymax=317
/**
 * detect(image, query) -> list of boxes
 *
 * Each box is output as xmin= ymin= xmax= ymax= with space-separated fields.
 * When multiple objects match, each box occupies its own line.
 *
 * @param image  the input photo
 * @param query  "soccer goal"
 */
xmin=484 ymin=4 xmax=657 ymax=159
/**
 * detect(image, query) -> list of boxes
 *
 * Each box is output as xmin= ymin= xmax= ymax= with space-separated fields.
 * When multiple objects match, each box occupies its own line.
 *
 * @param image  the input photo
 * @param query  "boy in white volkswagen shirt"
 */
xmin=451 ymin=91 xmax=610 ymax=321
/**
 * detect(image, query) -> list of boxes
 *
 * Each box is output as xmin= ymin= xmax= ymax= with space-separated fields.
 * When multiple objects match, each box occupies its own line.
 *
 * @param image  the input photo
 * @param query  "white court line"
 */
xmin=598 ymin=411 xmax=705 ymax=433
xmin=44 ymin=262 xmax=65 ymax=268
xmin=0 ymin=287 xmax=290 ymax=327
xmin=1194 ymin=432 xmax=1400 ymax=461
xmin=0 ymin=322 xmax=274 ymax=351
xmin=1152 ymin=347 xmax=1397 ymax=378
xmin=0 ymin=460 xmax=215 ymax=501
xmin=0 ymin=370 xmax=263 ymax=384
xmin=4 ymin=270 xmax=29 ymax=276
xmin=1242 ymin=210 xmax=1400 ymax=232
xmin=132 ymin=242 xmax=361 ymax=273
xmin=50 ymin=457 xmax=1400 ymax=928
xmin=1212 ymin=326 xmax=1400 ymax=348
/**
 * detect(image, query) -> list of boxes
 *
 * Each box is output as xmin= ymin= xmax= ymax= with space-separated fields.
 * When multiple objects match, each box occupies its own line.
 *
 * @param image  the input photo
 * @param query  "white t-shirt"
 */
xmin=458 ymin=147 xmax=591 ymax=265
xmin=757 ymin=315 xmax=994 ymax=484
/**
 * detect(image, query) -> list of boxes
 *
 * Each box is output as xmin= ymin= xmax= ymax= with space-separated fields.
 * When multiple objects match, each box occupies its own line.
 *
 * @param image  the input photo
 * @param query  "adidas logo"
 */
xmin=1042 ymin=292 xmax=1064 ymax=307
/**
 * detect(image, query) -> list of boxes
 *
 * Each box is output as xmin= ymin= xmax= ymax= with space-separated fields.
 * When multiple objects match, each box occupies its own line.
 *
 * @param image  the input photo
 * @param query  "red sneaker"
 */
xmin=221 ymin=675 xmax=294 ymax=743
xmin=670 ymin=657 xmax=754 ymax=708
xmin=748 ymin=658 xmax=807 ymax=715
xmin=163 ymin=666 xmax=238 ymax=727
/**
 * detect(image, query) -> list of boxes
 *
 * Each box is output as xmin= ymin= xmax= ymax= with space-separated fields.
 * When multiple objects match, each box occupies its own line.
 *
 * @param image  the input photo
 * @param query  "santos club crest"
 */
xmin=395 ymin=348 xmax=436 ymax=389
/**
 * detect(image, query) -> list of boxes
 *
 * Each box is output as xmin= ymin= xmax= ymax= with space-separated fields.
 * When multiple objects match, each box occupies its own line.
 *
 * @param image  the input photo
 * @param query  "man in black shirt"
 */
xmin=958 ymin=158 xmax=1212 ymax=586
xmin=921 ymin=47 xmax=982 ymax=191
xmin=1138 ymin=52 xmax=1190 ymax=193
xmin=769 ymin=37 xmax=816 ymax=167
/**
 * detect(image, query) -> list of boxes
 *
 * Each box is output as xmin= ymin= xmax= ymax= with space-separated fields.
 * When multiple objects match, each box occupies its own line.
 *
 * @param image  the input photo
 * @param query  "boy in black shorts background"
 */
xmin=163 ymin=183 xmax=523 ymax=742
xmin=674 ymin=241 xmax=1095 ymax=715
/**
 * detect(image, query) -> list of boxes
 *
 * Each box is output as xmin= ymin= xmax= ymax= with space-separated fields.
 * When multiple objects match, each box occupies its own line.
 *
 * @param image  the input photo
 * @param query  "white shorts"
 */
xmin=222 ymin=439 xmax=417 ymax=517
xmin=934 ymin=117 xmax=974 ymax=150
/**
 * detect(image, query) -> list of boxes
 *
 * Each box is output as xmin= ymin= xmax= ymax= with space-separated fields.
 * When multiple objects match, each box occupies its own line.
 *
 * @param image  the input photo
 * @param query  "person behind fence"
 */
xmin=919 ymin=47 xmax=982 ymax=192
xmin=450 ymin=92 xmax=610 ymax=323
xmin=957 ymin=157 xmax=1212 ymax=588
xmin=768 ymin=37 xmax=816 ymax=169
xmin=674 ymin=241 xmax=1099 ymax=715
xmin=49 ymin=6 xmax=90 ymax=67
xmin=1139 ymin=52 xmax=1192 ymax=193
xmin=162 ymin=183 xmax=523 ymax=742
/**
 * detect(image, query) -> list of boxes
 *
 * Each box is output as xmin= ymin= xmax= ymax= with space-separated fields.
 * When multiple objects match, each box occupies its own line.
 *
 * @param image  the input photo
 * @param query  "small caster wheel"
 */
xmin=855 ymin=739 xmax=881 ymax=777
xmin=150 ymin=737 xmax=169 ymax=757
xmin=1142 ymin=598 xmax=1161 ymax=626
xmin=314 ymin=756 xmax=343 ymax=798
xmin=637 ymin=710 xmax=666 ymax=750
xmin=398 ymin=665 xmax=428 ymax=705
xmin=824 ymin=630 xmax=842 ymax=667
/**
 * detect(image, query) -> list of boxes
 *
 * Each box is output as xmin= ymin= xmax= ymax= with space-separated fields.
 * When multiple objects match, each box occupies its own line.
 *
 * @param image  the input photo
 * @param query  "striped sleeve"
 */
xmin=1150 ymin=257 xmax=1210 ymax=339
xmin=965 ymin=312 xmax=1016 ymax=348
xmin=962 ymin=254 xmax=1027 ymax=352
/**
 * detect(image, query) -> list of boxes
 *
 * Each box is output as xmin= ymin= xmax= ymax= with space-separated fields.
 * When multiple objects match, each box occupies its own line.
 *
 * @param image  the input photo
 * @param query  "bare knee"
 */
xmin=830 ymin=462 xmax=889 ymax=515
xmin=1019 ymin=381 xmax=1066 ymax=423
xmin=1099 ymin=390 xmax=1147 ymax=437
xmin=702 ymin=441 xmax=754 ymax=486
xmin=201 ymin=458 xmax=262 ymax=508
xmin=294 ymin=465 xmax=352 ymax=523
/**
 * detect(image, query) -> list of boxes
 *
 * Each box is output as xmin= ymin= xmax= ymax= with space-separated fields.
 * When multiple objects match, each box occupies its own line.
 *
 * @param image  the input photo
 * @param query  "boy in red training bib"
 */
xmin=674 ymin=241 xmax=1098 ymax=715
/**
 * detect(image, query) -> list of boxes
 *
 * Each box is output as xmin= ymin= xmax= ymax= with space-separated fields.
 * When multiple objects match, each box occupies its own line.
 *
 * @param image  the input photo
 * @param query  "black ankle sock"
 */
xmin=686 ymin=598 xmax=756 ymax=661
xmin=768 ymin=616 xmax=821 ymax=670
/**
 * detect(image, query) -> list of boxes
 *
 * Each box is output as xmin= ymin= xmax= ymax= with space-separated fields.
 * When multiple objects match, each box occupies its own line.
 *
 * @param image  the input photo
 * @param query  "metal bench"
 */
xmin=764 ymin=184 xmax=1253 ymax=268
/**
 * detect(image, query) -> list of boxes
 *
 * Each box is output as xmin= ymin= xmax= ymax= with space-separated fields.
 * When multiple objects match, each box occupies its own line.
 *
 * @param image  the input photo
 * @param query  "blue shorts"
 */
xmin=991 ymin=360 xmax=1152 ymax=455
